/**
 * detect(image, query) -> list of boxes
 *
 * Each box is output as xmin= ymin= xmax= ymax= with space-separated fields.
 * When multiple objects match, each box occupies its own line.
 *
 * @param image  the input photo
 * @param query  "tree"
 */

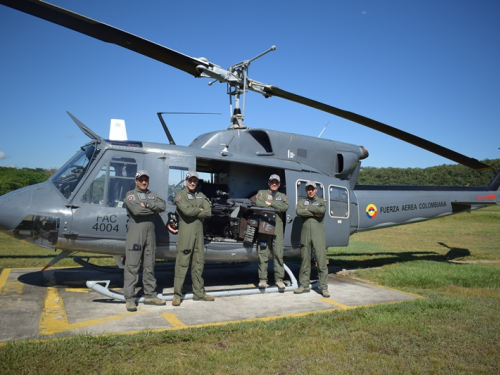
xmin=0 ymin=167 xmax=52 ymax=195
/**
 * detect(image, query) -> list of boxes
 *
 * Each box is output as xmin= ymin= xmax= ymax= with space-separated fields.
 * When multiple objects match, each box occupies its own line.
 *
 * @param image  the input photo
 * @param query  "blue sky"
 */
xmin=1 ymin=0 xmax=499 ymax=170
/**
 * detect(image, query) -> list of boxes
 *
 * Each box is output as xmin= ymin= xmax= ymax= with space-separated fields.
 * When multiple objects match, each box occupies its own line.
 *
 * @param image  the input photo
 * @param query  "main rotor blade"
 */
xmin=264 ymin=86 xmax=492 ymax=171
xmin=0 ymin=0 xmax=206 ymax=77
xmin=2 ymin=1 xmax=491 ymax=171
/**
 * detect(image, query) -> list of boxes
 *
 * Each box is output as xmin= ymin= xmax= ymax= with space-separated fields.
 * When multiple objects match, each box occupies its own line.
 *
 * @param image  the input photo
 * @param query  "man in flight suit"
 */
xmin=294 ymin=180 xmax=330 ymax=298
xmin=123 ymin=170 xmax=167 ymax=312
xmin=255 ymin=174 xmax=289 ymax=291
xmin=172 ymin=171 xmax=213 ymax=306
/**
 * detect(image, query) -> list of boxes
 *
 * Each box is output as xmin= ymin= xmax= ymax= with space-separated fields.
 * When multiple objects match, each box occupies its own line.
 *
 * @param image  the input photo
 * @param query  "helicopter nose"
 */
xmin=0 ymin=184 xmax=59 ymax=248
xmin=0 ymin=187 xmax=32 ymax=233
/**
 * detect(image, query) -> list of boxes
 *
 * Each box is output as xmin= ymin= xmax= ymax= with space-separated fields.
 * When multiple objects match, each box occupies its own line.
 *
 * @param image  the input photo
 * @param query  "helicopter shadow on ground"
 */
xmin=14 ymin=242 xmax=469 ymax=290
xmin=15 ymin=260 xmax=307 ymax=301
xmin=326 ymin=242 xmax=471 ymax=273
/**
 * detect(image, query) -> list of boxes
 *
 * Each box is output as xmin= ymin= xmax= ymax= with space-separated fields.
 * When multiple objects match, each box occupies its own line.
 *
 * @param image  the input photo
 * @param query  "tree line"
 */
xmin=357 ymin=159 xmax=500 ymax=186
xmin=0 ymin=159 xmax=499 ymax=195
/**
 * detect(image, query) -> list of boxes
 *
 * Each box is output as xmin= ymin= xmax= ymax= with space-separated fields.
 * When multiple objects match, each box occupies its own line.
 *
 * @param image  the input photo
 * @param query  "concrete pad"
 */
xmin=0 ymin=263 xmax=422 ymax=344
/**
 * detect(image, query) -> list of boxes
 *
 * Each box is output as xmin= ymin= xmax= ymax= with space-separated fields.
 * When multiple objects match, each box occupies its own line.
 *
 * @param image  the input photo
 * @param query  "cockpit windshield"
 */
xmin=51 ymin=144 xmax=98 ymax=198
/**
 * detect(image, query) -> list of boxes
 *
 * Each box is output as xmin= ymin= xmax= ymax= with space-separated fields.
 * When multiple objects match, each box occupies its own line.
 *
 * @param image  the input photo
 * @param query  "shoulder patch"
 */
xmin=127 ymin=195 xmax=134 ymax=201
xmin=175 ymin=195 xmax=182 ymax=202
xmin=256 ymin=192 xmax=262 ymax=199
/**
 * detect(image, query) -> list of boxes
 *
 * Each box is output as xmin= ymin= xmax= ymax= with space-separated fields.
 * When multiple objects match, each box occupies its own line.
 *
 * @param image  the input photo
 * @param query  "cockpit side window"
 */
xmin=51 ymin=144 xmax=98 ymax=199
xmin=296 ymin=180 xmax=324 ymax=202
xmin=81 ymin=156 xmax=137 ymax=207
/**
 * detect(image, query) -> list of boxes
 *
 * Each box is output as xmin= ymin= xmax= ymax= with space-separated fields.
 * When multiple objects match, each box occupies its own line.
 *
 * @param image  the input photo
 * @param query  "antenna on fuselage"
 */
xmin=318 ymin=122 xmax=329 ymax=138
xmin=157 ymin=112 xmax=222 ymax=145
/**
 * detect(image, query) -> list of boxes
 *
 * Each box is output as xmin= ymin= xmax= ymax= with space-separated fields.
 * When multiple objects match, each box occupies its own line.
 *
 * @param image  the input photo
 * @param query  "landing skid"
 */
xmin=87 ymin=263 xmax=310 ymax=301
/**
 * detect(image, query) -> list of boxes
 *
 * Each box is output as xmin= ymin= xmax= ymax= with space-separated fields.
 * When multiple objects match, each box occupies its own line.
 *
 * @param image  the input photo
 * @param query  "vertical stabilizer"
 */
xmin=109 ymin=119 xmax=127 ymax=140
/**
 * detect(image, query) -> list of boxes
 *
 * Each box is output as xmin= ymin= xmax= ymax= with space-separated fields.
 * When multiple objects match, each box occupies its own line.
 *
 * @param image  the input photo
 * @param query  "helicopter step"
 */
xmin=86 ymin=263 xmax=303 ymax=301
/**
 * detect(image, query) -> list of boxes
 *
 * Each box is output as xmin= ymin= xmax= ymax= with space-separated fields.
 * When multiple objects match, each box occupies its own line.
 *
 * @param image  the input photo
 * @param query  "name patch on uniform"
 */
xmin=275 ymin=196 xmax=282 ymax=201
xmin=196 ymin=195 xmax=203 ymax=199
xmin=139 ymin=193 xmax=146 ymax=200
xmin=187 ymin=194 xmax=193 ymax=199
xmin=267 ymin=195 xmax=273 ymax=200
xmin=313 ymin=202 xmax=319 ymax=206
xmin=304 ymin=201 xmax=310 ymax=206
xmin=148 ymin=195 xmax=155 ymax=200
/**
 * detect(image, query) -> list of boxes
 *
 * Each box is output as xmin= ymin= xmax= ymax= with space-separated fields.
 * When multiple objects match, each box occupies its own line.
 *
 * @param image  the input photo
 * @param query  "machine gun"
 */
xmin=206 ymin=192 xmax=280 ymax=244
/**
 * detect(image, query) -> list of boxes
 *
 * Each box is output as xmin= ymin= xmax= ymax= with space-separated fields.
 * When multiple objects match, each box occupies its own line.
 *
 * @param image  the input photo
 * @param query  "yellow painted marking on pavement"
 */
xmin=0 ymin=271 xmax=23 ymax=307
xmin=0 ymin=269 xmax=10 ymax=293
xmin=39 ymin=287 xmax=69 ymax=334
xmin=320 ymin=298 xmax=355 ymax=309
xmin=39 ymin=286 xmax=147 ymax=335
xmin=161 ymin=313 xmax=187 ymax=329
xmin=64 ymin=288 xmax=89 ymax=293
xmin=2 ymin=281 xmax=24 ymax=295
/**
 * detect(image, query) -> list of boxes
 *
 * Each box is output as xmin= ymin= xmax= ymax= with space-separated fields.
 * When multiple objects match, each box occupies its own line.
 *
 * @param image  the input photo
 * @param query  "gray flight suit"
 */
xmin=296 ymin=196 xmax=329 ymax=292
xmin=255 ymin=189 xmax=289 ymax=283
xmin=173 ymin=187 xmax=212 ymax=298
xmin=123 ymin=187 xmax=166 ymax=303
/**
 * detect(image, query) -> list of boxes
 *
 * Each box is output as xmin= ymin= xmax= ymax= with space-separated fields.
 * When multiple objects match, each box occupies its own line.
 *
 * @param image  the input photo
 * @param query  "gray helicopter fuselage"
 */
xmin=0 ymin=126 xmax=498 ymax=263
xmin=0 ymin=127 xmax=362 ymax=261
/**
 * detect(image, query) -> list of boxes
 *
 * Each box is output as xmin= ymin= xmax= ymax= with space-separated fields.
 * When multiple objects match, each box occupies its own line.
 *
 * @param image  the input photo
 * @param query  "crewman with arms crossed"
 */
xmin=255 ymin=174 xmax=289 ymax=291
xmin=294 ymin=180 xmax=330 ymax=297
xmin=172 ymin=171 xmax=214 ymax=306
xmin=123 ymin=170 xmax=167 ymax=312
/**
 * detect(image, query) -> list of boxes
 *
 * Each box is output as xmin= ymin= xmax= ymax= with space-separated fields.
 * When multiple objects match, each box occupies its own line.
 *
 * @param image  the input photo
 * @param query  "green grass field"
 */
xmin=1 ymin=207 xmax=499 ymax=374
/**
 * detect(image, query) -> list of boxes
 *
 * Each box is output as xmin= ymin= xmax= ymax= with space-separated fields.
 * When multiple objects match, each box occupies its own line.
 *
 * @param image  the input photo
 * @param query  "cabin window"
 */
xmin=296 ymin=180 xmax=324 ymax=201
xmin=167 ymin=166 xmax=188 ymax=203
xmin=328 ymin=185 xmax=349 ymax=218
xmin=81 ymin=156 xmax=137 ymax=207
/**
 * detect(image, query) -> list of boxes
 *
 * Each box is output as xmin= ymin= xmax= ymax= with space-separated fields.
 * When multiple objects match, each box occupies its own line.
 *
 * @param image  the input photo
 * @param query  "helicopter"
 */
xmin=0 ymin=0 xmax=499 ymax=277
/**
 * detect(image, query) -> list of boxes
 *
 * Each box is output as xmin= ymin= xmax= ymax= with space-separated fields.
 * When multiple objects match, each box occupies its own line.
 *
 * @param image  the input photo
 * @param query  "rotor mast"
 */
xmin=198 ymin=46 xmax=277 ymax=129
